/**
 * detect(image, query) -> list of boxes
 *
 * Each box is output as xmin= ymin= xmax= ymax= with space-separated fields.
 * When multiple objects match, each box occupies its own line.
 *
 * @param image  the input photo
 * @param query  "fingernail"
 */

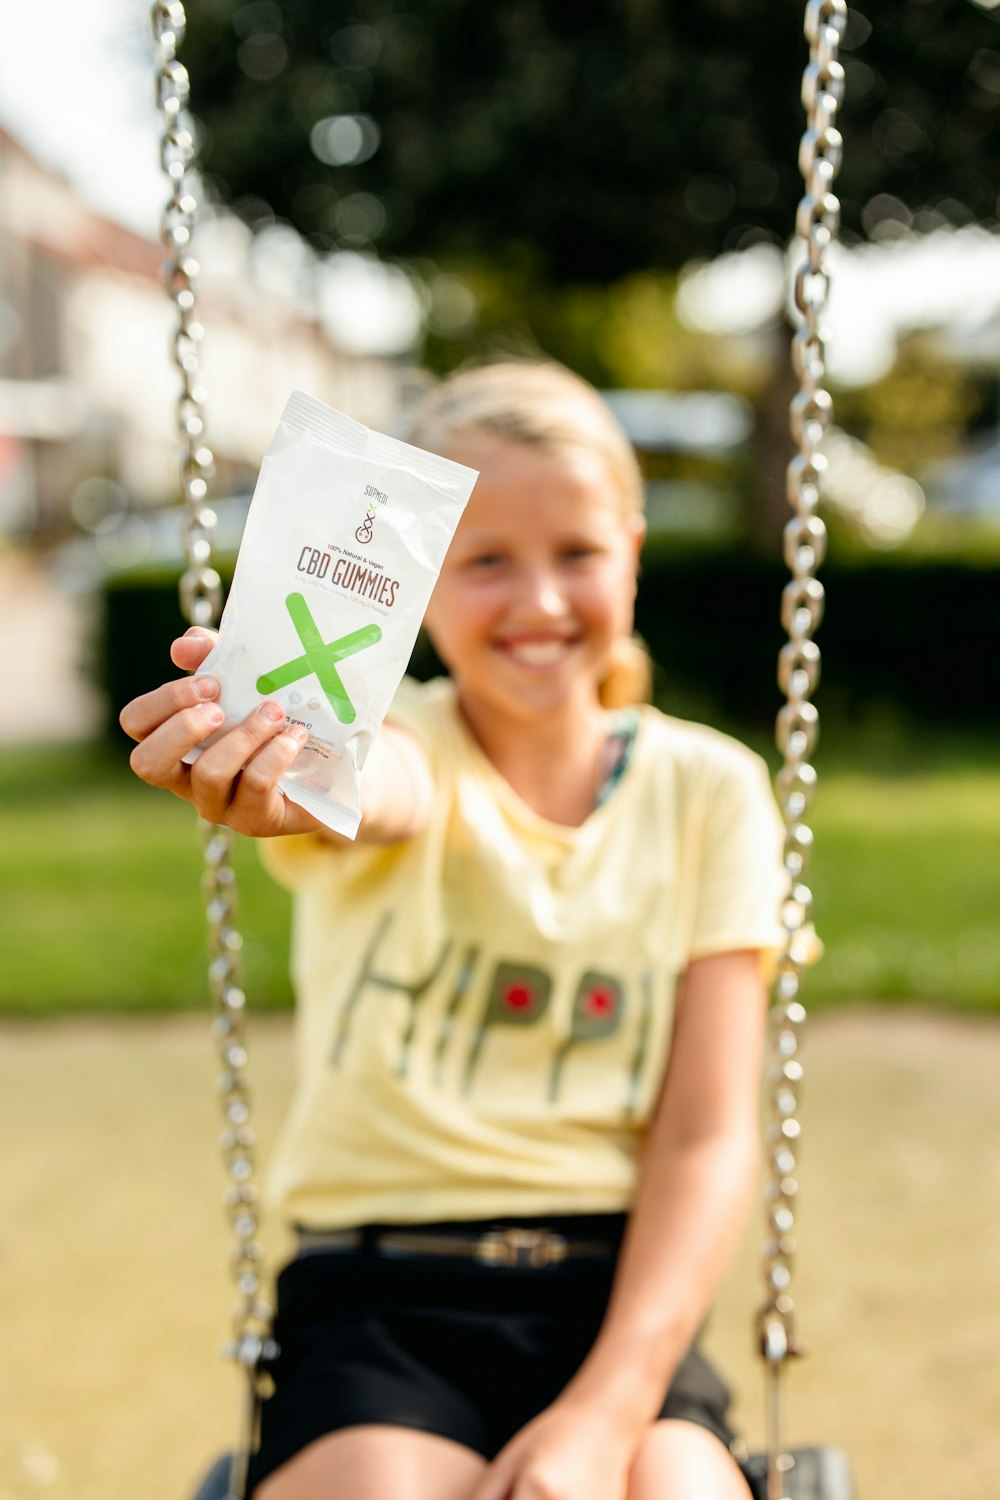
xmin=194 ymin=676 xmax=219 ymax=699
xmin=260 ymin=701 xmax=286 ymax=724
xmin=200 ymin=703 xmax=224 ymax=726
xmin=287 ymin=723 xmax=309 ymax=744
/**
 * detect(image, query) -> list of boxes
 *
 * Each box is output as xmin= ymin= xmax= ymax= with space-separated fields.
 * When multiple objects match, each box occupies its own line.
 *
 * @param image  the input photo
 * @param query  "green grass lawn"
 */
xmin=0 ymin=744 xmax=295 ymax=1013
xmin=2 ymin=731 xmax=998 ymax=1014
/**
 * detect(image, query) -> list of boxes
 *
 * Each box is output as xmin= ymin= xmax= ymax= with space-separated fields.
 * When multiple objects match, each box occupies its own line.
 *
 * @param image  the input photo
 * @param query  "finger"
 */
xmin=227 ymin=722 xmax=310 ymax=832
xmin=469 ymin=1466 xmax=514 ymax=1500
xmin=128 ymin=699 xmax=225 ymax=794
xmin=170 ymin=627 xmax=218 ymax=672
xmin=188 ymin=701 xmax=290 ymax=824
xmin=120 ymin=672 xmax=221 ymax=743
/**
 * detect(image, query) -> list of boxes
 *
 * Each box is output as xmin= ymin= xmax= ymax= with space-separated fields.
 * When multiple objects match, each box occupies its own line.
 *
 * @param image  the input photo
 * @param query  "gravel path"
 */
xmin=1 ymin=1008 xmax=997 ymax=1500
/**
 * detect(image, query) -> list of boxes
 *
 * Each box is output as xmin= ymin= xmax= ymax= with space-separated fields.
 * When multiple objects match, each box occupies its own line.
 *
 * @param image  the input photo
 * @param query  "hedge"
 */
xmin=99 ymin=545 xmax=999 ymax=741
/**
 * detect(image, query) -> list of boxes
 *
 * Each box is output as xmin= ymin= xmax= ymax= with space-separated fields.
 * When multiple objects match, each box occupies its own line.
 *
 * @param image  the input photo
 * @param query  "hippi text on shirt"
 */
xmin=186 ymin=390 xmax=478 ymax=837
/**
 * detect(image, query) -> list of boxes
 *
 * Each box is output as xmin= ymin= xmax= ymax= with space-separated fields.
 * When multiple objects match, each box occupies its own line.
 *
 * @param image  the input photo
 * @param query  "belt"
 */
xmin=295 ymin=1224 xmax=618 ymax=1269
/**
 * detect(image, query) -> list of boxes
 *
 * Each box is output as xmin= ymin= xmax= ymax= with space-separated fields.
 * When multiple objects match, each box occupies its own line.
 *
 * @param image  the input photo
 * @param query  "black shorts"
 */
xmin=248 ymin=1214 xmax=737 ymax=1494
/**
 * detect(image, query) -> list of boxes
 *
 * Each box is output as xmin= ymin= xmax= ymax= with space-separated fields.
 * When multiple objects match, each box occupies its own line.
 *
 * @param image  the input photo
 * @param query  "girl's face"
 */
xmin=424 ymin=436 xmax=645 ymax=728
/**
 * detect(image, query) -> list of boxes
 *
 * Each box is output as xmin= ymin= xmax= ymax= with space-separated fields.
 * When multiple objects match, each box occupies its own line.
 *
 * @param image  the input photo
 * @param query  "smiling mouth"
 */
xmin=494 ymin=637 xmax=579 ymax=669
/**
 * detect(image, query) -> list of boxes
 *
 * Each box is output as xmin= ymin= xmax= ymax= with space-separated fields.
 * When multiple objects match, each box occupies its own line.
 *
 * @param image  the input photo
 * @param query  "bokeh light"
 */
xmin=823 ymin=428 xmax=926 ymax=546
xmin=309 ymin=114 xmax=381 ymax=168
xmin=329 ymin=23 xmax=381 ymax=70
xmin=69 ymin=476 xmax=128 ymax=533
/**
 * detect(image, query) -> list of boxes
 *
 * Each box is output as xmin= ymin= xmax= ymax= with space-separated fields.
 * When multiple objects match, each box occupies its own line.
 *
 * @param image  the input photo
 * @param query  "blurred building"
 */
xmin=0 ymin=126 xmax=401 ymax=539
xmin=0 ymin=124 xmax=410 ymax=743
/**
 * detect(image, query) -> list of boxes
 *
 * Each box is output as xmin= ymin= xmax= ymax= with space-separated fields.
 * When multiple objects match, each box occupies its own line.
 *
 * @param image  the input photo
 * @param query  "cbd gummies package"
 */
xmin=188 ymin=390 xmax=478 ymax=837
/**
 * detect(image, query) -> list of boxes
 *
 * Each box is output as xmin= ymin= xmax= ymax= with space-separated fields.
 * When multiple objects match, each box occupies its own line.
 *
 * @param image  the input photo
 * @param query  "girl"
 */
xmin=121 ymin=361 xmax=785 ymax=1500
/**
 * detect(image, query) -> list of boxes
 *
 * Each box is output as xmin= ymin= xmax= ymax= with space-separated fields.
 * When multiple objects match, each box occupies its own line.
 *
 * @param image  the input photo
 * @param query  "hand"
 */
xmin=470 ymin=1399 xmax=641 ymax=1500
xmin=119 ymin=628 xmax=322 ymax=838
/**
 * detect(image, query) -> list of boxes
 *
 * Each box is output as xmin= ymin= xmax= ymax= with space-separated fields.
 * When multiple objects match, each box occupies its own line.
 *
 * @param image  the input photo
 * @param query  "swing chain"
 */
xmin=151 ymin=0 xmax=223 ymax=629
xmin=760 ymin=2 xmax=845 ymax=1498
xmin=152 ymin=7 xmax=275 ymax=1493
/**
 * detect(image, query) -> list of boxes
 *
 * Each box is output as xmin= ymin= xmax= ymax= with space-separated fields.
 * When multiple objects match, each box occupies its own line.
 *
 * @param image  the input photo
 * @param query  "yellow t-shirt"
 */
xmin=261 ymin=677 xmax=787 ymax=1230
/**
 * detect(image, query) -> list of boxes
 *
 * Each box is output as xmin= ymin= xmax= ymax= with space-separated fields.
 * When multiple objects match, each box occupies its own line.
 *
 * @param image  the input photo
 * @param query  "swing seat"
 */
xmin=740 ymin=1445 xmax=856 ymax=1500
xmin=189 ymin=1444 xmax=856 ymax=1500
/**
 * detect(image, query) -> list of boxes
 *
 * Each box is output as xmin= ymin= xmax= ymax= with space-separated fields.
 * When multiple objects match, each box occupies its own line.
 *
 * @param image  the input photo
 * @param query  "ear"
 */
xmin=625 ymin=512 xmax=646 ymax=562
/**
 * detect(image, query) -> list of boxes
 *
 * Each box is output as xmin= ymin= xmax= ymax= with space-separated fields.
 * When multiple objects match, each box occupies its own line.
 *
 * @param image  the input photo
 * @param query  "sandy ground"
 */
xmin=1 ymin=1008 xmax=998 ymax=1500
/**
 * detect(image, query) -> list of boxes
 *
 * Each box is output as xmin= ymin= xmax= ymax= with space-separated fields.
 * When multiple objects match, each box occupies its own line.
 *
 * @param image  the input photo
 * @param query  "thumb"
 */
xmin=170 ymin=626 xmax=218 ymax=672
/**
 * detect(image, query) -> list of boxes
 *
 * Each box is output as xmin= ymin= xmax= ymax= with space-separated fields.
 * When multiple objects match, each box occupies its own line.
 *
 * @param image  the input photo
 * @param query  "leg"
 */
xmin=629 ymin=1418 xmax=750 ymax=1500
xmin=254 ymin=1423 xmax=487 ymax=1500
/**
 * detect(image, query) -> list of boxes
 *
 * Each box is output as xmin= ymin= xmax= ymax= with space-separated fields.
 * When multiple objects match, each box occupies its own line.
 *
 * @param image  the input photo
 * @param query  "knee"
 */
xmin=628 ymin=1419 xmax=749 ymax=1500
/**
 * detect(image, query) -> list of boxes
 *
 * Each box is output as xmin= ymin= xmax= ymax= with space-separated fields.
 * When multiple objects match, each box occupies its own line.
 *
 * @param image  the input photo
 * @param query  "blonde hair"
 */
xmin=406 ymin=361 xmax=653 ymax=707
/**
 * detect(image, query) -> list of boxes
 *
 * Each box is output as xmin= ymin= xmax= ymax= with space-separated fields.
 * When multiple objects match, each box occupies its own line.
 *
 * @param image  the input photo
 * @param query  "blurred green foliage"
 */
xmin=177 ymin=0 xmax=1000 ymax=538
xmin=97 ymin=544 xmax=1000 ymax=750
xmin=184 ymin=0 xmax=1000 ymax=279
xmin=834 ymin=336 xmax=991 ymax=474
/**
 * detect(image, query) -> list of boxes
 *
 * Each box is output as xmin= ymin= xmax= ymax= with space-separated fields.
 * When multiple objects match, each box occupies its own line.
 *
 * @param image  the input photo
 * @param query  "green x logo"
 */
xmin=256 ymin=592 xmax=382 ymax=724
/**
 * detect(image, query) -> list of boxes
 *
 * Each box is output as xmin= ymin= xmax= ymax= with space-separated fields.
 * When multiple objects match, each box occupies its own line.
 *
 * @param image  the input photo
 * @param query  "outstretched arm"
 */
xmin=471 ymin=949 xmax=767 ymax=1500
xmin=120 ymin=627 xmax=435 ymax=844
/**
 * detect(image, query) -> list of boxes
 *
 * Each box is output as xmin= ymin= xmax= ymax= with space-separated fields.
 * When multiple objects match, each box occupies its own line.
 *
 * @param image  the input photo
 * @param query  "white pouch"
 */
xmin=187 ymin=390 xmax=477 ymax=837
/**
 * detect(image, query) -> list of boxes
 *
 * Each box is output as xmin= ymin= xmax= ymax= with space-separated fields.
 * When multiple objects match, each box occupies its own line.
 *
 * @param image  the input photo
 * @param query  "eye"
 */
xmin=467 ymin=552 xmax=506 ymax=569
xmin=561 ymin=543 xmax=601 ymax=562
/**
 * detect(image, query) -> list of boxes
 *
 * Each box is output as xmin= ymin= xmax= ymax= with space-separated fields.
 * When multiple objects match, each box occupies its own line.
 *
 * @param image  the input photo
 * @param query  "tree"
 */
xmin=185 ymin=0 xmax=1000 ymax=271
xmin=182 ymin=0 xmax=1000 ymax=536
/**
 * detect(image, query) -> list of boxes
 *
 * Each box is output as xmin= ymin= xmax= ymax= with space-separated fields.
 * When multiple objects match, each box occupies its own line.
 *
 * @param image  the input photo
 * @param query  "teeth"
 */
xmin=505 ymin=641 xmax=569 ymax=666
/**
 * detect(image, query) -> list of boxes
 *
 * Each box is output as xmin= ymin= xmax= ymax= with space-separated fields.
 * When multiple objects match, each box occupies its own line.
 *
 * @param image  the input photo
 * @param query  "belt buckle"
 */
xmin=475 ymin=1228 xmax=568 ymax=1268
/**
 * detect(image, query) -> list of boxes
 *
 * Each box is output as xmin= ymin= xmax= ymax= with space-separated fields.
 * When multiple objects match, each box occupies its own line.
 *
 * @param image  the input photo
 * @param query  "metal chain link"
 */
xmin=150 ymin=0 xmax=223 ymax=628
xmin=151 ymin=7 xmax=275 ymax=1496
xmin=758 ymin=3 xmax=846 ymax=1498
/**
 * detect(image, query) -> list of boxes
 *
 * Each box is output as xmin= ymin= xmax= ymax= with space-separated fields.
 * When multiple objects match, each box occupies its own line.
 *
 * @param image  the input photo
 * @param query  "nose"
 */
xmin=512 ymin=563 xmax=569 ymax=622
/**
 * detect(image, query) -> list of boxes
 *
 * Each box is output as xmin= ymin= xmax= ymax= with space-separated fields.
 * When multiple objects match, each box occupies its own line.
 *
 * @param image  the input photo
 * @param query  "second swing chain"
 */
xmin=759 ymin=3 xmax=846 ymax=1499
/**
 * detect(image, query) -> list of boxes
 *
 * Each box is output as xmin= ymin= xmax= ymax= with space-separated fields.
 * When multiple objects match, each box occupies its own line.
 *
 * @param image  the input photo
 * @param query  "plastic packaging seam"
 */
xmin=281 ymin=390 xmax=478 ymax=496
xmin=282 ymin=778 xmax=361 ymax=840
xmin=281 ymin=389 xmax=367 ymax=455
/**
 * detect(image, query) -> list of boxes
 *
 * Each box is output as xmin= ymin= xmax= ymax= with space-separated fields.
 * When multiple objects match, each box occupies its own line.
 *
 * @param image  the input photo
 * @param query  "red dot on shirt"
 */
xmin=503 ymin=984 xmax=535 ymax=1011
xmin=583 ymin=988 xmax=616 ymax=1017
